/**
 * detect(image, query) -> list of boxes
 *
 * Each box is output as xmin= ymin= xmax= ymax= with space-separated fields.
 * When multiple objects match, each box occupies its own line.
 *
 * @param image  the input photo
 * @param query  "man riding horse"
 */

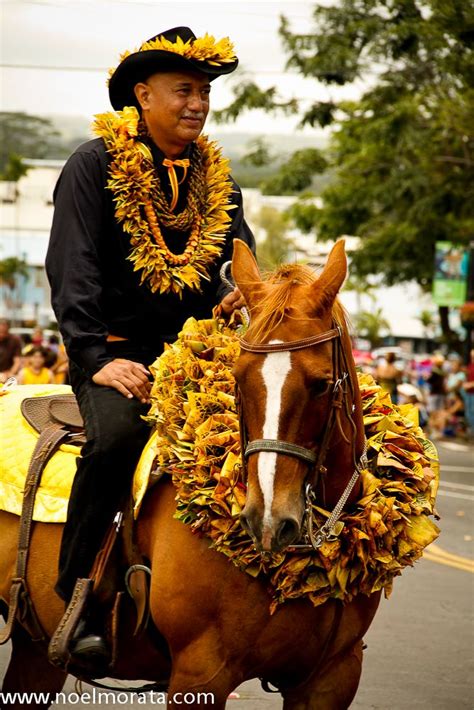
xmin=46 ymin=26 xmax=255 ymax=667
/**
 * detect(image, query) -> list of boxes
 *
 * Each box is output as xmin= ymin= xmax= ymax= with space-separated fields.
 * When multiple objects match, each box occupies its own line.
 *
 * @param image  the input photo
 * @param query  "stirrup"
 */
xmin=48 ymin=578 xmax=93 ymax=669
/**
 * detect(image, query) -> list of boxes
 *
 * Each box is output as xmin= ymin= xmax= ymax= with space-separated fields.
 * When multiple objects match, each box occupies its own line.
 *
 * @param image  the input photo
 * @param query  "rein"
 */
xmin=237 ymin=323 xmax=367 ymax=551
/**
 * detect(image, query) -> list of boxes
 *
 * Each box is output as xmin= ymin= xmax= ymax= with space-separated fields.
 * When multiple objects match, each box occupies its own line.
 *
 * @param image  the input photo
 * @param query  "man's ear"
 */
xmin=133 ymin=82 xmax=150 ymax=111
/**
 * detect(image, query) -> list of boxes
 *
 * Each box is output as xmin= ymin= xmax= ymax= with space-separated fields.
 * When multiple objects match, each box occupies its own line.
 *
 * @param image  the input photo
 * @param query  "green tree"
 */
xmin=260 ymin=148 xmax=327 ymax=196
xmin=242 ymin=137 xmax=276 ymax=168
xmin=0 ymin=257 xmax=29 ymax=289
xmin=254 ymin=206 xmax=294 ymax=270
xmin=0 ymin=112 xmax=67 ymax=173
xmin=217 ymin=1 xmax=473 ymax=348
xmin=0 ymin=153 xmax=29 ymax=183
xmin=418 ymin=309 xmax=437 ymax=338
xmin=213 ymin=82 xmax=297 ymax=124
xmin=0 ymin=257 xmax=29 ymax=324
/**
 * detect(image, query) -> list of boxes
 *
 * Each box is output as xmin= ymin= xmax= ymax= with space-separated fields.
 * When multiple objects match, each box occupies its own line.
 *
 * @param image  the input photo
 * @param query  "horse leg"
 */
xmin=166 ymin=638 xmax=241 ymax=709
xmin=1 ymin=623 xmax=67 ymax=709
xmin=282 ymin=640 xmax=363 ymax=710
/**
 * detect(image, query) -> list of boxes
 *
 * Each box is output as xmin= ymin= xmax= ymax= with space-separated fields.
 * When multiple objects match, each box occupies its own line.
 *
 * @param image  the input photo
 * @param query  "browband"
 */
xmin=239 ymin=326 xmax=341 ymax=353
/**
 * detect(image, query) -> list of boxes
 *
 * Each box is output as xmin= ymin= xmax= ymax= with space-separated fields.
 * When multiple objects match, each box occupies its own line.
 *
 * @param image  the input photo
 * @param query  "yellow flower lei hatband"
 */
xmin=109 ymin=33 xmax=237 ymax=80
xmin=93 ymin=107 xmax=235 ymax=296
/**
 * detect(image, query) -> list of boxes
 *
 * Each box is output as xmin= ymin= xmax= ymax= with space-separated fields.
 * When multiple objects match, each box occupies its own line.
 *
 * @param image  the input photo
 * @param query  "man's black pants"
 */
xmin=55 ymin=345 xmax=158 ymax=602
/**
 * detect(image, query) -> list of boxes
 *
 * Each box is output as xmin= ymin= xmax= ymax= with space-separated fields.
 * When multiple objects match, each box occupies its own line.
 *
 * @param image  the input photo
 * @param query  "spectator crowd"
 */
xmin=363 ymin=347 xmax=474 ymax=441
xmin=1 ymin=316 xmax=474 ymax=441
xmin=0 ymin=319 xmax=69 ymax=387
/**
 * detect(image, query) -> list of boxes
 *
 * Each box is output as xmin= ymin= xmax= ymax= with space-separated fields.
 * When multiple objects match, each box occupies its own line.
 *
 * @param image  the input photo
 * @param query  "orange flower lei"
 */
xmin=93 ymin=107 xmax=236 ymax=296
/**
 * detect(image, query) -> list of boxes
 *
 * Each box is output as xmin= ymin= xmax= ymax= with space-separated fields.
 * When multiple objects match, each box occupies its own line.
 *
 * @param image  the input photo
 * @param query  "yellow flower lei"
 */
xmin=109 ymin=33 xmax=237 ymax=80
xmin=93 ymin=107 xmax=235 ymax=296
xmin=143 ymin=317 xmax=440 ymax=613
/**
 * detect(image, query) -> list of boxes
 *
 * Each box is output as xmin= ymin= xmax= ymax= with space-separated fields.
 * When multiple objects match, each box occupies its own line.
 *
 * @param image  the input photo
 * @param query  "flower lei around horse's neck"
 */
xmin=93 ymin=106 xmax=235 ymax=296
xmin=142 ymin=316 xmax=440 ymax=614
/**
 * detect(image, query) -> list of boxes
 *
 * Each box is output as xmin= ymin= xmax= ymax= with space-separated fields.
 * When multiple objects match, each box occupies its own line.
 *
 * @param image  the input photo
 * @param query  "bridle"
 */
xmin=237 ymin=323 xmax=368 ymax=551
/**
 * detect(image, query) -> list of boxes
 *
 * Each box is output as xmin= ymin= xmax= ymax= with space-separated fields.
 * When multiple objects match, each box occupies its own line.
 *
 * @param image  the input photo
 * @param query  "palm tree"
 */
xmin=417 ymin=309 xmax=437 ymax=347
xmin=344 ymin=274 xmax=376 ymax=315
xmin=0 ymin=257 xmax=29 ymax=324
xmin=354 ymin=308 xmax=391 ymax=349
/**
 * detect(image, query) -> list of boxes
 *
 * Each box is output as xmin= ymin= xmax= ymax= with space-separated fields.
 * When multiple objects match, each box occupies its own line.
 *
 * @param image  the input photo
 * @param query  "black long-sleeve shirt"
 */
xmin=46 ymin=137 xmax=255 ymax=377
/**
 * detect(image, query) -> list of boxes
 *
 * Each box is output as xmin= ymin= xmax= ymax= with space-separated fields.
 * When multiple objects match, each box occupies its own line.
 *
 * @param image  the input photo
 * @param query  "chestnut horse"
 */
xmin=0 ymin=239 xmax=381 ymax=708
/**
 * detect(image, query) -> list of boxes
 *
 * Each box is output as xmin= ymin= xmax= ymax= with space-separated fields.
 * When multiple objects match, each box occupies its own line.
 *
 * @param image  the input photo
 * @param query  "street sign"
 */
xmin=432 ymin=241 xmax=469 ymax=307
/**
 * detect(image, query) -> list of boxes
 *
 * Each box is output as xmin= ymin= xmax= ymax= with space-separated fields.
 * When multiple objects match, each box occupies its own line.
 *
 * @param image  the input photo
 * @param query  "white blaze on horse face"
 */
xmin=258 ymin=344 xmax=292 ymax=528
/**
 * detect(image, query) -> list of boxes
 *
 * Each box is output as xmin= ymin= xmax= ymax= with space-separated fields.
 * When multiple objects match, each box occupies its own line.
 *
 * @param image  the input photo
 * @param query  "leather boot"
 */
xmin=69 ymin=616 xmax=110 ymax=668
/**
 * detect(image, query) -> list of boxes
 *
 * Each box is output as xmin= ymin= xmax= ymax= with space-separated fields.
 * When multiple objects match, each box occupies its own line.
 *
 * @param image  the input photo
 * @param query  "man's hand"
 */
xmin=220 ymin=287 xmax=245 ymax=316
xmin=92 ymin=359 xmax=151 ymax=403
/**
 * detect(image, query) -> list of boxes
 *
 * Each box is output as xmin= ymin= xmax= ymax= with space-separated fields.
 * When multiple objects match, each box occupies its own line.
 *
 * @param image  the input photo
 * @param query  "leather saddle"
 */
xmin=21 ymin=393 xmax=85 ymax=445
xmin=1 ymin=392 xmax=152 ymax=673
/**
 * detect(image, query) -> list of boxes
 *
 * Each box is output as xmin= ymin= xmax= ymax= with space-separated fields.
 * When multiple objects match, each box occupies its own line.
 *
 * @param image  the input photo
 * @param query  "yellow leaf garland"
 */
xmin=146 ymin=317 xmax=440 ymax=613
xmin=108 ymin=33 xmax=237 ymax=80
xmin=93 ymin=107 xmax=235 ymax=297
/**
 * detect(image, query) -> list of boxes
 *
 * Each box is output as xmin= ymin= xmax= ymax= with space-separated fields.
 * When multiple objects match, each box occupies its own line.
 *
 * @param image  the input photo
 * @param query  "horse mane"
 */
xmin=245 ymin=263 xmax=349 ymax=342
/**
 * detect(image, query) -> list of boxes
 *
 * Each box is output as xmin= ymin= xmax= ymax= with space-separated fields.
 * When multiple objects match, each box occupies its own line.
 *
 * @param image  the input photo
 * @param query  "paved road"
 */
xmin=1 ymin=439 xmax=472 ymax=708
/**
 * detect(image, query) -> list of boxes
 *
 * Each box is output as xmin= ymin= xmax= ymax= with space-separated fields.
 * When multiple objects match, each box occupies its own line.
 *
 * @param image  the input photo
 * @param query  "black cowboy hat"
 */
xmin=109 ymin=26 xmax=239 ymax=111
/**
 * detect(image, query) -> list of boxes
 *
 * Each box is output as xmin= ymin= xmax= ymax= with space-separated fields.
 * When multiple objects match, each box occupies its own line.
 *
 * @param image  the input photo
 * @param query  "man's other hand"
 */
xmin=220 ymin=287 xmax=245 ymax=316
xmin=92 ymin=359 xmax=151 ymax=403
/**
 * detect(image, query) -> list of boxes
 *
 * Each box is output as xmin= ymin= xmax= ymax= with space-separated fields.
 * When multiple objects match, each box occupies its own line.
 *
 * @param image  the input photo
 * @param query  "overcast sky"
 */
xmin=0 ymin=0 xmax=363 ymax=136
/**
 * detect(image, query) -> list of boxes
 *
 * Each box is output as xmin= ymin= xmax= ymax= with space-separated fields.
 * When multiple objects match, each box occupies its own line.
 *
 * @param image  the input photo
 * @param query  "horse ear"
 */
xmin=313 ymin=239 xmax=347 ymax=307
xmin=231 ymin=239 xmax=263 ymax=306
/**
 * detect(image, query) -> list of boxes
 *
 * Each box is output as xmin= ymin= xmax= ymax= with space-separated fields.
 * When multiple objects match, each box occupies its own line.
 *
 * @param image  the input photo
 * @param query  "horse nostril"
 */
xmin=276 ymin=518 xmax=300 ymax=548
xmin=240 ymin=509 xmax=264 ymax=550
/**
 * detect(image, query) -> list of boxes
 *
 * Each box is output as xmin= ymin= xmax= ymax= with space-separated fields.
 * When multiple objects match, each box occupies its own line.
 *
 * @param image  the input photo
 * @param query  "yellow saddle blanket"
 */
xmin=0 ymin=384 xmax=157 ymax=523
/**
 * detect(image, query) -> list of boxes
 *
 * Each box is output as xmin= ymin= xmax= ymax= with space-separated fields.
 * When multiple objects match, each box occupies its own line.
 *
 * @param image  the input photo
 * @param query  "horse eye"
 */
xmin=311 ymin=379 xmax=330 ymax=396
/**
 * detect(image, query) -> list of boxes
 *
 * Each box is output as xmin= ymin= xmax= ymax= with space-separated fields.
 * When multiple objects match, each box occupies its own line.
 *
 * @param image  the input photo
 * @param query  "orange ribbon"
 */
xmin=162 ymin=158 xmax=190 ymax=211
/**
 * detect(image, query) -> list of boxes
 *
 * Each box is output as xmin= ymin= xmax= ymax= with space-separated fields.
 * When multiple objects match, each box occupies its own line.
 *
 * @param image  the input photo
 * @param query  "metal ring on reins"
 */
xmin=219 ymin=260 xmax=250 ymax=325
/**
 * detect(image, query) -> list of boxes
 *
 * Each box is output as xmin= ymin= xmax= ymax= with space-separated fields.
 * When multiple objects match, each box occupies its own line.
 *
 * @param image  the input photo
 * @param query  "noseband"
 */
xmin=237 ymin=324 xmax=368 ymax=551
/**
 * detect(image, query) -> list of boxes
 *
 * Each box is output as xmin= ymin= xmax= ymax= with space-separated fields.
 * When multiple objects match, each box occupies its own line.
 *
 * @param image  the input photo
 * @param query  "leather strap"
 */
xmin=0 ymin=423 xmax=72 ymax=645
xmin=245 ymin=439 xmax=317 ymax=465
xmin=0 ymin=581 xmax=22 ymax=644
xmin=91 ymin=512 xmax=124 ymax=595
xmin=18 ymin=425 xmax=71 ymax=579
xmin=48 ymin=578 xmax=93 ymax=667
xmin=239 ymin=327 xmax=341 ymax=353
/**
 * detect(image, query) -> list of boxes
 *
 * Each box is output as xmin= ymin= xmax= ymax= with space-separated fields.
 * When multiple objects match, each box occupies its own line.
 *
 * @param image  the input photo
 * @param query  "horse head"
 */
xmin=232 ymin=239 xmax=366 ymax=553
